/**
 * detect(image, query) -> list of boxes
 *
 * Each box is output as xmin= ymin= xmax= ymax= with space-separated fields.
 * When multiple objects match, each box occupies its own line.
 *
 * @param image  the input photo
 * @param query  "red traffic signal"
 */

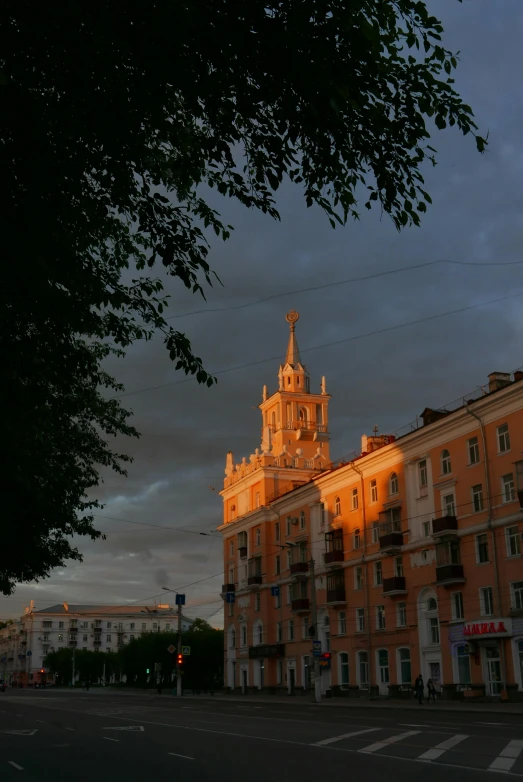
xmin=40 ymin=668 xmax=45 ymax=673
xmin=176 ymin=653 xmax=183 ymax=665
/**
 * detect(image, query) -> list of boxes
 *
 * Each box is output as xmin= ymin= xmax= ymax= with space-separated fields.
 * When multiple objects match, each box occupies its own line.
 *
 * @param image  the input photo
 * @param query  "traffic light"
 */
xmin=146 ymin=668 xmax=150 ymax=674
xmin=40 ymin=669 xmax=44 ymax=674
xmin=176 ymin=653 xmax=183 ymax=666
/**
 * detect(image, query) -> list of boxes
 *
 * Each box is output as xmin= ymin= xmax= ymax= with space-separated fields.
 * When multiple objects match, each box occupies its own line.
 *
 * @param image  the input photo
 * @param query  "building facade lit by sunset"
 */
xmin=218 ymin=313 xmax=523 ymax=700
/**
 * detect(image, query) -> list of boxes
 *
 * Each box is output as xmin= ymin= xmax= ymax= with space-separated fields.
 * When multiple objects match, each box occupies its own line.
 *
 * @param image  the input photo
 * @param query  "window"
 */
xmin=480 ymin=586 xmax=494 ymax=616
xmin=229 ymin=567 xmax=234 ymax=584
xmin=287 ymin=550 xmax=292 ymax=570
xmin=288 ymin=619 xmax=295 ymax=641
xmin=276 ymin=622 xmax=282 ymax=642
xmin=302 ymin=617 xmax=309 ymax=639
xmin=358 ymin=651 xmax=369 ymax=688
xmin=255 ymin=492 xmax=260 ymax=508
xmin=511 ymin=581 xmax=523 ymax=610
xmin=255 ymin=527 xmax=261 ymax=547
xmin=83 ymin=634 xmax=88 ymax=642
xmin=153 ymin=623 xmax=157 ymax=630
xmin=441 ymin=449 xmax=451 ymax=475
xmin=287 ymin=585 xmax=291 ymax=605
xmin=389 ymin=472 xmax=399 ymax=495
xmin=419 ymin=459 xmax=428 ymax=488
xmin=497 ymin=423 xmax=510 ymax=453
xmin=58 ymin=633 xmax=63 ymax=641
xmin=241 ymin=625 xmax=247 ymax=647
xmin=356 ymin=608 xmax=365 ymax=632
xmin=320 ymin=503 xmax=326 ymax=526
xmin=398 ymin=648 xmax=411 ymax=684
xmin=43 ymin=621 xmax=52 ymax=628
xmin=442 ymin=492 xmax=456 ymax=517
xmin=502 ymin=473 xmax=515 ymax=503
xmin=275 ymin=591 xmax=281 ymax=609
xmin=107 ymin=634 xmax=112 ymax=642
xmin=58 ymin=621 xmax=64 ymax=629
xmin=376 ymin=605 xmax=386 ymax=630
xmin=372 ymin=521 xmax=380 ymax=544
xmin=43 ymin=633 xmax=49 ymax=642
xmin=229 ymin=628 xmax=236 ymax=648
xmin=256 ymin=623 xmax=263 ymax=645
xmin=374 ymin=561 xmax=383 ymax=586
xmin=378 ymin=649 xmax=389 ymax=683
xmin=456 ymin=645 xmax=471 ymax=684
xmin=229 ymin=540 xmax=234 ymax=557
xmin=129 ymin=634 xmax=135 ymax=641
xmin=274 ymin=522 xmax=280 ymax=542
xmin=339 ymin=652 xmax=350 ymax=685
xmin=370 ymin=480 xmax=378 ymax=503
xmin=468 ymin=436 xmax=480 ymax=464
xmin=351 ymin=488 xmax=359 ymax=510
xmin=275 ymin=554 xmax=281 ymax=575
xmin=141 ymin=623 xmax=146 ymax=631
xmin=394 ymin=556 xmax=403 ymax=577
xmin=354 ymin=566 xmax=363 ymax=591
xmin=255 ymin=592 xmax=260 ymax=611
xmin=107 ymin=622 xmax=112 ymax=629
xmin=130 ymin=623 xmax=135 ymax=630
xmin=472 ymin=484 xmax=484 ymax=513
xmin=42 ymin=645 xmax=49 ymax=655
xmin=397 ymin=602 xmax=407 ymax=627
xmin=300 ymin=511 xmax=306 ymax=530
xmin=476 ymin=533 xmax=489 ymax=563
xmin=335 ymin=496 xmax=341 ymax=516
xmin=339 ymin=611 xmax=347 ymax=635
xmin=429 ymin=617 xmax=440 ymax=644
xmin=422 ymin=520 xmax=431 ymax=538
xmin=353 ymin=528 xmax=361 ymax=549
xmin=286 ymin=517 xmax=291 ymax=536
xmin=451 ymin=591 xmax=464 ymax=620
xmin=506 ymin=526 xmax=521 ymax=557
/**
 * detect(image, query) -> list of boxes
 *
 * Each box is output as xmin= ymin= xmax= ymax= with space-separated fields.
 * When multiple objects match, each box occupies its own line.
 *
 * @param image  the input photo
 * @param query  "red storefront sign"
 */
xmin=463 ymin=618 xmax=512 ymax=638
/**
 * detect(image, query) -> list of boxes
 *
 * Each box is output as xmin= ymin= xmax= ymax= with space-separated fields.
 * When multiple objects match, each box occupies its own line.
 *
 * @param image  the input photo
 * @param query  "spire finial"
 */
xmin=284 ymin=311 xmax=301 ymax=366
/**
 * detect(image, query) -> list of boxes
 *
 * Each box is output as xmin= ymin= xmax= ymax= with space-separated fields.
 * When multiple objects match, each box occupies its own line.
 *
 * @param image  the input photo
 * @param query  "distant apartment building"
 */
xmin=0 ymin=601 xmax=193 ymax=685
xmin=218 ymin=312 xmax=523 ymax=700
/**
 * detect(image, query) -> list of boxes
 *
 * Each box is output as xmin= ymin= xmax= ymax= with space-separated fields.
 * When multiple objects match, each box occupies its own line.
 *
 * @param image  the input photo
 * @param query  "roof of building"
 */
xmin=33 ymin=604 xmax=193 ymax=620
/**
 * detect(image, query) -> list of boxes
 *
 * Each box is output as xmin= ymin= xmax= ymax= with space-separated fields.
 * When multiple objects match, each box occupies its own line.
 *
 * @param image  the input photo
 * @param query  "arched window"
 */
xmin=339 ymin=652 xmax=349 ymax=685
xmin=229 ymin=627 xmax=236 ymax=648
xmin=398 ymin=647 xmax=411 ymax=684
xmin=357 ymin=651 xmax=369 ymax=689
xmin=299 ymin=407 xmax=308 ymax=423
xmin=427 ymin=597 xmax=438 ymax=612
xmin=334 ymin=496 xmax=341 ymax=516
xmin=389 ymin=472 xmax=399 ymax=495
xmin=257 ymin=622 xmax=263 ymax=645
xmin=271 ymin=411 xmax=276 ymax=428
xmin=441 ymin=449 xmax=451 ymax=475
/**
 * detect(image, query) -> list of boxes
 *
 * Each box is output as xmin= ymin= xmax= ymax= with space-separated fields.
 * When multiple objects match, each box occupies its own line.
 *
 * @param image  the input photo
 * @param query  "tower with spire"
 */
xmin=221 ymin=312 xmax=331 ymax=524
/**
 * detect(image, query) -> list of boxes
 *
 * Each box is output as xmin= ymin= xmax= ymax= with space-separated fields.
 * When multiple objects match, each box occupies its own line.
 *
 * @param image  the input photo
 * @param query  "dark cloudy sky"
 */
xmin=2 ymin=0 xmax=523 ymax=625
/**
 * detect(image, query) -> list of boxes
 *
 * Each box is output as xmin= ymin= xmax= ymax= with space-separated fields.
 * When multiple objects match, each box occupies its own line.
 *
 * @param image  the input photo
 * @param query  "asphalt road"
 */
xmin=1 ymin=691 xmax=523 ymax=780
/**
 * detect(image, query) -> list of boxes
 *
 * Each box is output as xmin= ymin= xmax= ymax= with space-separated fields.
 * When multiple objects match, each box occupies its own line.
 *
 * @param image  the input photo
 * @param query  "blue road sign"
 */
xmin=226 ymin=593 xmax=235 ymax=604
xmin=26 ymin=650 xmax=32 ymax=657
xmin=312 ymin=641 xmax=322 ymax=657
xmin=271 ymin=586 xmax=280 ymax=597
xmin=175 ymin=594 xmax=186 ymax=606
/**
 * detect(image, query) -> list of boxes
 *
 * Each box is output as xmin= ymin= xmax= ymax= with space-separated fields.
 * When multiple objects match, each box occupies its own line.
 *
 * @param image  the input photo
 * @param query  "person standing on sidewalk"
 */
xmin=414 ymin=674 xmax=424 ymax=704
xmin=427 ymin=678 xmax=437 ymax=703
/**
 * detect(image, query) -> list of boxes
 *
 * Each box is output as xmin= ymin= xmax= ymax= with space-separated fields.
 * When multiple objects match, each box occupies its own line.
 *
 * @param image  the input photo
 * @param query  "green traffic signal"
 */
xmin=146 ymin=668 xmax=150 ymax=674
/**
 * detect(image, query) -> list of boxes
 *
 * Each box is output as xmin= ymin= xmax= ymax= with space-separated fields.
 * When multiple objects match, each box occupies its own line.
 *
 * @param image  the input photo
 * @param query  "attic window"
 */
xmin=297 ymin=377 xmax=300 ymax=385
xmin=287 ymin=377 xmax=291 ymax=385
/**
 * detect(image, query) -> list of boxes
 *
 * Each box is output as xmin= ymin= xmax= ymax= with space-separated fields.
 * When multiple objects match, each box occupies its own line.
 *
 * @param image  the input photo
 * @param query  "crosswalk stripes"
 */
xmin=359 ymin=730 xmax=420 ymax=754
xmin=418 ymin=733 xmax=469 ymax=761
xmin=488 ymin=739 xmax=523 ymax=773
xmin=314 ymin=728 xmax=379 ymax=747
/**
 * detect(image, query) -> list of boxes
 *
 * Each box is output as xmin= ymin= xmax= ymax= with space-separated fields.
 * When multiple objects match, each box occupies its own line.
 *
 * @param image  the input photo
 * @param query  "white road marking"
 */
xmin=400 ymin=724 xmax=433 ymax=728
xmin=36 ymin=720 xmax=44 ymax=723
xmin=103 ymin=725 xmax=144 ymax=732
xmin=2 ymin=729 xmax=38 ymax=736
xmin=489 ymin=739 xmax=523 ymax=773
xmin=360 ymin=730 xmax=420 ymax=753
xmin=480 ymin=723 xmax=504 ymax=726
xmin=315 ymin=728 xmax=379 ymax=747
xmin=418 ymin=734 xmax=469 ymax=761
xmin=8 ymin=761 xmax=23 ymax=770
xmin=168 ymin=752 xmax=194 ymax=760
xmin=64 ymin=727 xmax=75 ymax=731
xmin=103 ymin=737 xmax=119 ymax=742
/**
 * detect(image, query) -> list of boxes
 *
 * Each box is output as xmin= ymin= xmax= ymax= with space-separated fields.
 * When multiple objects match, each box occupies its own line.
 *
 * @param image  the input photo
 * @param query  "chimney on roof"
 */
xmin=514 ymin=370 xmax=523 ymax=383
xmin=488 ymin=372 xmax=511 ymax=393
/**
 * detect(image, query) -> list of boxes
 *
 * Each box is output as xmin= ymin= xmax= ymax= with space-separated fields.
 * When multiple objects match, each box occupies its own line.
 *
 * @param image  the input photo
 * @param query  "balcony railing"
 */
xmin=432 ymin=515 xmax=458 ymax=536
xmin=239 ymin=546 xmax=248 ymax=559
xmin=268 ymin=422 xmax=328 ymax=434
xmin=291 ymin=598 xmax=310 ymax=612
xmin=382 ymin=576 xmax=407 ymax=595
xmin=379 ymin=531 xmax=403 ymax=551
xmin=290 ymin=561 xmax=308 ymax=576
xmin=324 ymin=549 xmax=344 ymax=566
xmin=222 ymin=583 xmax=235 ymax=593
xmin=69 ymin=627 xmax=78 ymax=633
xmin=69 ymin=640 xmax=77 ymax=647
xmin=326 ymin=586 xmax=346 ymax=604
xmin=93 ymin=640 xmax=102 ymax=646
xmin=436 ymin=563 xmax=465 ymax=585
xmin=247 ymin=574 xmax=262 ymax=586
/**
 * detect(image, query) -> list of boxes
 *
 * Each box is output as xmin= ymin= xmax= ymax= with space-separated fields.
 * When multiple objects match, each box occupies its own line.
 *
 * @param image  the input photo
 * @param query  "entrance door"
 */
xmin=377 ymin=649 xmax=389 ymax=695
xmin=429 ymin=662 xmax=441 ymax=689
xmin=486 ymin=645 xmax=502 ymax=695
xmin=241 ymin=669 xmax=247 ymax=695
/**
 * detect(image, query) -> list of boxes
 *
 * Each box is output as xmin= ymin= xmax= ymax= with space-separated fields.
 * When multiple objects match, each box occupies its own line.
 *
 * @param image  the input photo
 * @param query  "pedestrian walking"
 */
xmin=414 ymin=674 xmax=424 ymax=704
xmin=427 ymin=678 xmax=437 ymax=703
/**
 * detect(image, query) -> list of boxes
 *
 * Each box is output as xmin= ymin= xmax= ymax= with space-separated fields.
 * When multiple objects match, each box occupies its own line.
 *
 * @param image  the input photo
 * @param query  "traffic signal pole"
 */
xmin=176 ymin=601 xmax=182 ymax=697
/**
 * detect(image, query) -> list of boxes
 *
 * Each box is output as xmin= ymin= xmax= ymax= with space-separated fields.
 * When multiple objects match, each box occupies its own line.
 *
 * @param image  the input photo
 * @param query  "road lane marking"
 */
xmin=103 ymin=725 xmax=144 ymax=732
xmin=314 ymin=728 xmax=379 ymax=747
xmin=103 ymin=737 xmax=119 ymax=742
xmin=8 ymin=761 xmax=23 ymax=770
xmin=360 ymin=730 xmax=420 ymax=753
xmin=418 ymin=734 xmax=469 ymax=761
xmin=64 ymin=727 xmax=75 ymax=731
xmin=168 ymin=752 xmax=194 ymax=760
xmin=489 ymin=739 xmax=523 ymax=773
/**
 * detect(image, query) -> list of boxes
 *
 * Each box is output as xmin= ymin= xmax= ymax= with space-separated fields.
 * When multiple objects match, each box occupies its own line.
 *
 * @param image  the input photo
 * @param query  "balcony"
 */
xmin=291 ymin=598 xmax=310 ymax=613
xmin=247 ymin=574 xmax=262 ymax=586
xmin=222 ymin=583 xmax=235 ymax=593
xmin=382 ymin=576 xmax=407 ymax=596
xmin=326 ymin=586 xmax=346 ymax=605
xmin=69 ymin=627 xmax=78 ymax=633
xmin=432 ymin=515 xmax=458 ymax=537
xmin=379 ymin=532 xmax=403 ymax=552
xmin=436 ymin=563 xmax=465 ymax=585
xmin=93 ymin=640 xmax=102 ymax=646
xmin=69 ymin=640 xmax=77 ymax=647
xmin=239 ymin=546 xmax=248 ymax=559
xmin=324 ymin=549 xmax=344 ymax=567
xmin=290 ymin=561 xmax=309 ymax=577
